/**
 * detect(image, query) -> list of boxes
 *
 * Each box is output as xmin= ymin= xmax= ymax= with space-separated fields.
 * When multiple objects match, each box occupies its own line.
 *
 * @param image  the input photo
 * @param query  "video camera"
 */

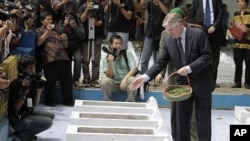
xmin=23 ymin=5 xmax=35 ymax=12
xmin=0 ymin=11 xmax=11 ymax=21
xmin=88 ymin=4 xmax=99 ymax=17
xmin=0 ymin=1 xmax=19 ymax=21
xmin=102 ymin=45 xmax=117 ymax=59
xmin=18 ymin=73 xmax=45 ymax=90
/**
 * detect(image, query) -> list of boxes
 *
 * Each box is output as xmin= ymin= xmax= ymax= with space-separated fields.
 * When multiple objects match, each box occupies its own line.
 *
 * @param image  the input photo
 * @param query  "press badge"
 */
xmin=27 ymin=98 xmax=33 ymax=107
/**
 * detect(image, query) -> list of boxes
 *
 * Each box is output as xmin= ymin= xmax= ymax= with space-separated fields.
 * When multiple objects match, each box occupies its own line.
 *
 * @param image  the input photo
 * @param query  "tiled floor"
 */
xmin=31 ymin=104 xmax=239 ymax=141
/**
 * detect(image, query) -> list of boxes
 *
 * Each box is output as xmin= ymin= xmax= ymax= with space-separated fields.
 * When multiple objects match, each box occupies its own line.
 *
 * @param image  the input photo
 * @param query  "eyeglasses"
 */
xmin=165 ymin=23 xmax=179 ymax=33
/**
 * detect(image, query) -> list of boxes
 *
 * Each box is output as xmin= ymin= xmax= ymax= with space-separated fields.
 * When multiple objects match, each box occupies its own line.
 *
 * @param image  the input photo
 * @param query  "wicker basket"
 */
xmin=162 ymin=72 xmax=192 ymax=101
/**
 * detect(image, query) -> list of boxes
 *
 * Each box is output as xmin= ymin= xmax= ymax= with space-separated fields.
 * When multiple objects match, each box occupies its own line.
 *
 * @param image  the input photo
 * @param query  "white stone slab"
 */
xmin=74 ymin=96 xmax=158 ymax=108
xmin=73 ymin=105 xmax=154 ymax=115
xmin=66 ymin=125 xmax=170 ymax=141
xmin=246 ymin=117 xmax=250 ymax=124
xmin=66 ymin=97 xmax=169 ymax=141
xmin=234 ymin=106 xmax=250 ymax=123
xmin=70 ymin=113 xmax=166 ymax=128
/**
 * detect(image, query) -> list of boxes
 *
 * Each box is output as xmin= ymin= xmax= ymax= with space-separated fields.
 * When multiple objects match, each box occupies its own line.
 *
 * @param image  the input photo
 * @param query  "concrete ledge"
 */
xmin=45 ymin=88 xmax=250 ymax=110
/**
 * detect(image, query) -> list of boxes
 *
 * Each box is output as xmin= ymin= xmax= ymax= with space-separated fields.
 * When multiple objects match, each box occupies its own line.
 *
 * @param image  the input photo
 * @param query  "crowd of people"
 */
xmin=0 ymin=0 xmax=250 ymax=141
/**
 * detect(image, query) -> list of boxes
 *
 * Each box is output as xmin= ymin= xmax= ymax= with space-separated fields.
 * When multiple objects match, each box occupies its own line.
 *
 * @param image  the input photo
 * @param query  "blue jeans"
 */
xmin=10 ymin=110 xmax=54 ymax=139
xmin=140 ymin=37 xmax=155 ymax=73
xmin=73 ymin=47 xmax=83 ymax=81
xmin=107 ymin=32 xmax=129 ymax=50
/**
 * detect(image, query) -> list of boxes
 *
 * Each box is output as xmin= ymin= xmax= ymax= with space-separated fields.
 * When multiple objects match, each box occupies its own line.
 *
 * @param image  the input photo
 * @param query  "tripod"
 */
xmin=87 ymin=16 xmax=95 ymax=62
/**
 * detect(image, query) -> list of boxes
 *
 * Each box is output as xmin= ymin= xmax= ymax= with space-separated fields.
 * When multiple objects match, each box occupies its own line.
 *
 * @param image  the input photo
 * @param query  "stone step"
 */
xmin=66 ymin=125 xmax=170 ymax=141
xmin=74 ymin=96 xmax=158 ymax=108
xmin=66 ymin=97 xmax=170 ymax=141
xmin=70 ymin=115 xmax=164 ymax=127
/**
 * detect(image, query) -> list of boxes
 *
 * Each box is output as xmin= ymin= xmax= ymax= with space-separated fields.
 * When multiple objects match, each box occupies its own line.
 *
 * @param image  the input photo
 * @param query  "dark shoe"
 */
xmin=14 ymin=131 xmax=37 ymax=141
xmin=82 ymin=79 xmax=90 ymax=87
xmin=90 ymin=80 xmax=100 ymax=88
xmin=231 ymin=84 xmax=241 ymax=88
xmin=63 ymin=101 xmax=74 ymax=106
xmin=29 ymin=135 xmax=38 ymax=140
xmin=74 ymin=81 xmax=84 ymax=87
xmin=216 ymin=83 xmax=220 ymax=88
xmin=245 ymin=84 xmax=250 ymax=89
xmin=44 ymin=102 xmax=56 ymax=107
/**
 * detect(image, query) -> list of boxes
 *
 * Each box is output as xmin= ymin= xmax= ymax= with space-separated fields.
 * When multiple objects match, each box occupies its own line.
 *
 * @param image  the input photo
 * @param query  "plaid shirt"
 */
xmin=35 ymin=26 xmax=70 ymax=64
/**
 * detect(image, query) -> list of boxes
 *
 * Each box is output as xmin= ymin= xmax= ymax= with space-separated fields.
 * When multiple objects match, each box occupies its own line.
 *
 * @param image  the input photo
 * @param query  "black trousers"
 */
xmin=171 ymin=102 xmax=198 ymax=141
xmin=233 ymin=48 xmax=250 ymax=85
xmin=175 ymin=94 xmax=212 ymax=141
xmin=44 ymin=60 xmax=73 ymax=104
xmin=207 ymin=28 xmax=223 ymax=82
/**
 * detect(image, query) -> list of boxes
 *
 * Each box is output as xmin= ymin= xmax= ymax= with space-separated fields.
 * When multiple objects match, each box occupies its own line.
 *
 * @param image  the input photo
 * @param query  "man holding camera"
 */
xmin=79 ymin=0 xmax=104 ymax=87
xmin=104 ymin=0 xmax=134 ymax=50
xmin=100 ymin=34 xmax=138 ymax=102
xmin=8 ymin=55 xmax=54 ymax=141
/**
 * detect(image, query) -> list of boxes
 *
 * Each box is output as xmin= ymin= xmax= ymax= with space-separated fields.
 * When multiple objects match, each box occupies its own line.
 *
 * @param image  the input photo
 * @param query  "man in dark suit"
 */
xmin=188 ymin=0 xmax=223 ymax=87
xmin=129 ymin=12 xmax=215 ymax=141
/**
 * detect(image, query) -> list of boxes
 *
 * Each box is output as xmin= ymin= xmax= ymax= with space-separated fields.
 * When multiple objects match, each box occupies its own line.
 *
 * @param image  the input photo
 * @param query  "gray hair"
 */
xmin=162 ymin=13 xmax=183 ymax=27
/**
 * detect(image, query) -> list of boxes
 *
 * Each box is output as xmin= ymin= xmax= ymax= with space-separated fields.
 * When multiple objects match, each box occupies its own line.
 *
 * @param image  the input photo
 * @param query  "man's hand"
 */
xmin=64 ymin=17 xmax=70 ymax=26
xmin=0 ymin=79 xmax=10 ymax=90
xmin=177 ymin=66 xmax=188 ymax=76
xmin=153 ymin=0 xmax=162 ymax=5
xmin=208 ymin=26 xmax=216 ymax=34
xmin=155 ymin=73 xmax=163 ymax=85
xmin=129 ymin=76 xmax=144 ymax=91
xmin=63 ymin=0 xmax=70 ymax=3
xmin=107 ymin=54 xmax=115 ymax=62
xmin=69 ymin=20 xmax=77 ymax=29
xmin=21 ymin=78 xmax=30 ymax=88
xmin=113 ymin=0 xmax=121 ymax=6
xmin=60 ymin=33 xmax=68 ymax=41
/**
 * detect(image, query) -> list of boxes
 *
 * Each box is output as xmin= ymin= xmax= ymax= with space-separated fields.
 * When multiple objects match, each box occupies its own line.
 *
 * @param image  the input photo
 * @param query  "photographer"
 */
xmin=57 ymin=11 xmax=85 ymax=87
xmin=36 ymin=11 xmax=73 ymax=107
xmin=139 ymin=0 xmax=171 ymax=89
xmin=7 ymin=55 xmax=54 ymax=141
xmin=104 ymin=0 xmax=134 ymax=50
xmin=79 ymin=0 xmax=104 ymax=87
xmin=51 ymin=0 xmax=78 ymax=23
xmin=100 ymin=34 xmax=138 ymax=102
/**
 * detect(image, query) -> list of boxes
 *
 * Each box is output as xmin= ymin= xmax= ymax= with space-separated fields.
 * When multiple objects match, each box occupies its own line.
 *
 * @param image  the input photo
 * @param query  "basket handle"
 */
xmin=164 ymin=71 xmax=191 ymax=86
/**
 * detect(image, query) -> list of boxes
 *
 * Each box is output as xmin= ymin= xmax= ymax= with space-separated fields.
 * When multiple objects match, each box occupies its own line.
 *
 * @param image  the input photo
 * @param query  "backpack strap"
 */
xmin=122 ymin=50 xmax=130 ymax=70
